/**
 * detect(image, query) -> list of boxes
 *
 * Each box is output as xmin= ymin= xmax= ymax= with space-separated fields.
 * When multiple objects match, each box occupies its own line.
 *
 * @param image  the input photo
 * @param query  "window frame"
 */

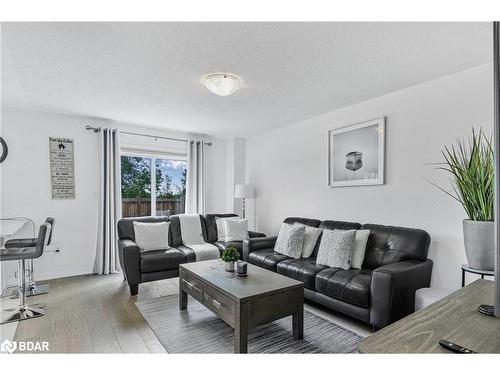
xmin=120 ymin=150 xmax=188 ymax=216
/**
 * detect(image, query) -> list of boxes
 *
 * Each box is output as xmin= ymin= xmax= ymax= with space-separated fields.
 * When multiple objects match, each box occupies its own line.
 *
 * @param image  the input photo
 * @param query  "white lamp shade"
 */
xmin=234 ymin=184 xmax=254 ymax=199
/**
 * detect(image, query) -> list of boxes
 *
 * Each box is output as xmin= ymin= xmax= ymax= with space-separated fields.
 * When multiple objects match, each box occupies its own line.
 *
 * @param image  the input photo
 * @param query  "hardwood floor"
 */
xmin=10 ymin=274 xmax=179 ymax=353
xmin=3 ymin=273 xmax=371 ymax=353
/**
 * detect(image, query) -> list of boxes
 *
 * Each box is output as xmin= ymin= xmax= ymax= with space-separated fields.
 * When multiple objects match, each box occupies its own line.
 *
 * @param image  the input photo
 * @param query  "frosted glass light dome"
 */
xmin=202 ymin=73 xmax=242 ymax=96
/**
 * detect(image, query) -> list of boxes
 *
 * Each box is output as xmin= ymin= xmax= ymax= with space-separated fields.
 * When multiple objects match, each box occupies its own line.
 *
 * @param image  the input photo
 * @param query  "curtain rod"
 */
xmin=85 ymin=125 xmax=212 ymax=146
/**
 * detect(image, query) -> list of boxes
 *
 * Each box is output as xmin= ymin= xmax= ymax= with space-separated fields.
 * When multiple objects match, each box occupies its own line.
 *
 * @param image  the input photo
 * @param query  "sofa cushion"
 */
xmin=169 ymin=214 xmax=209 ymax=247
xmin=274 ymin=223 xmax=305 ymax=259
xmin=205 ymin=214 xmax=239 ymax=243
xmin=319 ymin=220 xmax=362 ymax=231
xmin=224 ymin=219 xmax=249 ymax=242
xmin=300 ymin=225 xmax=323 ymax=258
xmin=133 ymin=221 xmax=170 ymax=252
xmin=277 ymin=258 xmax=328 ymax=290
xmin=315 ymin=268 xmax=372 ymax=308
xmin=361 ymin=224 xmax=431 ymax=269
xmin=283 ymin=217 xmax=321 ymax=228
xmin=316 ymin=229 xmax=357 ymax=269
xmin=248 ymin=248 xmax=291 ymax=271
xmin=117 ymin=216 xmax=169 ymax=242
xmin=310 ymin=220 xmax=362 ymax=257
xmin=351 ymin=229 xmax=370 ymax=269
xmin=140 ymin=248 xmax=186 ymax=273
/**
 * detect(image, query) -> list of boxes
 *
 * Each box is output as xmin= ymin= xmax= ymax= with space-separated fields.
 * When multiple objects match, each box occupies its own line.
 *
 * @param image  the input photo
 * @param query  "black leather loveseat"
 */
xmin=117 ymin=214 xmax=265 ymax=295
xmin=243 ymin=217 xmax=432 ymax=329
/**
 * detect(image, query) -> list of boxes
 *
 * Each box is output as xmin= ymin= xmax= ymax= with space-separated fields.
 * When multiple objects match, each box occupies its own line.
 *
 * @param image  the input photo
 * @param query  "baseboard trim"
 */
xmin=3 ymin=266 xmax=95 ymax=288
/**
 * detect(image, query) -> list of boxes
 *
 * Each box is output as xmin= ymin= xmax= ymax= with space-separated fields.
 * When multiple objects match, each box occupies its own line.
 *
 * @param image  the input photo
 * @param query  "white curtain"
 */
xmin=94 ymin=128 xmax=122 ymax=275
xmin=185 ymin=140 xmax=206 ymax=214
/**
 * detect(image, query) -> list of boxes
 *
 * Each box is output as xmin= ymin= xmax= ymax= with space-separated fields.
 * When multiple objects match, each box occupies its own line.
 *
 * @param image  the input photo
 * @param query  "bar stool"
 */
xmin=1 ymin=222 xmax=51 ymax=324
xmin=4 ymin=217 xmax=55 ymax=296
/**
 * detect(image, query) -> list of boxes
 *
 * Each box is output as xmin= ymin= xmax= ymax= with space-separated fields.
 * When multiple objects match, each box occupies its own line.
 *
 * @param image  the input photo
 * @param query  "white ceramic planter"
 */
xmin=463 ymin=219 xmax=495 ymax=271
xmin=224 ymin=261 xmax=235 ymax=272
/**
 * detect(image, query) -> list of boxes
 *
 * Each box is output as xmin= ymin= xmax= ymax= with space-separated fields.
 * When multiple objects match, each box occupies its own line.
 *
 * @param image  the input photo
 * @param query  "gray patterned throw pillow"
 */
xmin=316 ymin=229 xmax=357 ymax=269
xmin=274 ymin=223 xmax=306 ymax=259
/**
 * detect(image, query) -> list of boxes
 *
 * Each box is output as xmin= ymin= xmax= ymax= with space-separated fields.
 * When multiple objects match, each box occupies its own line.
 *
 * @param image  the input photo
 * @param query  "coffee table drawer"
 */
xmin=203 ymin=284 xmax=235 ymax=324
xmin=181 ymin=276 xmax=204 ymax=301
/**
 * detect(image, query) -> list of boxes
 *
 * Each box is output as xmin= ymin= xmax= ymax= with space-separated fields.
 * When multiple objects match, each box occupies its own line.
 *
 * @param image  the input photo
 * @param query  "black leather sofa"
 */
xmin=243 ymin=217 xmax=432 ymax=329
xmin=117 ymin=214 xmax=265 ymax=295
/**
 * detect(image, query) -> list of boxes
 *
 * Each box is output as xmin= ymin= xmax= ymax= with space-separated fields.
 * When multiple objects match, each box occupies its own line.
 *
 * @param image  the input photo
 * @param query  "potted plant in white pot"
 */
xmin=433 ymin=129 xmax=495 ymax=270
xmin=221 ymin=246 xmax=240 ymax=272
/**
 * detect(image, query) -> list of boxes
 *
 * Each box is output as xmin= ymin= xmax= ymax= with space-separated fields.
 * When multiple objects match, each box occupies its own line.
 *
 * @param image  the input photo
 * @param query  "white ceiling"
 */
xmin=1 ymin=22 xmax=492 ymax=137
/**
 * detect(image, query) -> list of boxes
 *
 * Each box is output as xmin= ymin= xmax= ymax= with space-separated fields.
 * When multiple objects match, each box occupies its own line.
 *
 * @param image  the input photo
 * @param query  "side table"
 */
xmin=461 ymin=264 xmax=494 ymax=287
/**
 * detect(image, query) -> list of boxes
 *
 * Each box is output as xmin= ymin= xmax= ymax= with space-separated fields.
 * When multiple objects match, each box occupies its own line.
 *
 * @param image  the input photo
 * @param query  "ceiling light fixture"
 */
xmin=202 ymin=72 xmax=242 ymax=96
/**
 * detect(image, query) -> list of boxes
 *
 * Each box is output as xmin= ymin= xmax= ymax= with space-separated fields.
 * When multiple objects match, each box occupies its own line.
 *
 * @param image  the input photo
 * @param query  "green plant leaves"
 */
xmin=221 ymin=246 xmax=240 ymax=262
xmin=433 ymin=129 xmax=494 ymax=221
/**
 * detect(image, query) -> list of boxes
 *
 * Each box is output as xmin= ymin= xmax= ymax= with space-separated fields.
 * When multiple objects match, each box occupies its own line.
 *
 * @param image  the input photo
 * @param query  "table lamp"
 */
xmin=234 ymin=184 xmax=254 ymax=219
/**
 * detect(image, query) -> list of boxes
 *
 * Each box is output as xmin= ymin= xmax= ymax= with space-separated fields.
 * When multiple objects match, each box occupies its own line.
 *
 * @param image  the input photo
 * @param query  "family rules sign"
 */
xmin=49 ymin=137 xmax=75 ymax=199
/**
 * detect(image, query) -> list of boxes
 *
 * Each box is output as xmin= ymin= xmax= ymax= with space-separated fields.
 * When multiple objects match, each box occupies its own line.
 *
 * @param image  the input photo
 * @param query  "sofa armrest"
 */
xmin=118 ymin=239 xmax=141 ymax=286
xmin=242 ymin=236 xmax=277 ymax=261
xmin=248 ymin=231 xmax=266 ymax=239
xmin=370 ymin=259 xmax=433 ymax=329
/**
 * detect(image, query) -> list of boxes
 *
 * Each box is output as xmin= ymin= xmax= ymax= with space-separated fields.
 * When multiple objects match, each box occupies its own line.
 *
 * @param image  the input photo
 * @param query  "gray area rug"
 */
xmin=135 ymin=294 xmax=362 ymax=353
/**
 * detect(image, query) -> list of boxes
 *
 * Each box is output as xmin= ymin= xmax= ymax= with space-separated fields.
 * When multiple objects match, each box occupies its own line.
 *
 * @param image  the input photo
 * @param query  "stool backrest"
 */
xmin=35 ymin=223 xmax=52 ymax=257
xmin=45 ymin=217 xmax=55 ymax=245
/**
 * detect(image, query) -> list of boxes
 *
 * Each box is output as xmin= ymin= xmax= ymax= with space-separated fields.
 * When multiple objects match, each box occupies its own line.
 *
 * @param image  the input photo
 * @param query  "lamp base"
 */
xmin=477 ymin=304 xmax=495 ymax=316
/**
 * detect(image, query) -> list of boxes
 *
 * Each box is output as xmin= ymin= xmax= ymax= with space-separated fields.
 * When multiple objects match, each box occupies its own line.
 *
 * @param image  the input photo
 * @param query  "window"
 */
xmin=121 ymin=155 xmax=187 ymax=218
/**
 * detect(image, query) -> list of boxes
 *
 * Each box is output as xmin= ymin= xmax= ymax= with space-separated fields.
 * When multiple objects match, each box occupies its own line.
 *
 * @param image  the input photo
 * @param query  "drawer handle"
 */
xmin=212 ymin=299 xmax=221 ymax=309
xmin=204 ymin=294 xmax=222 ymax=309
xmin=185 ymin=280 xmax=202 ymax=294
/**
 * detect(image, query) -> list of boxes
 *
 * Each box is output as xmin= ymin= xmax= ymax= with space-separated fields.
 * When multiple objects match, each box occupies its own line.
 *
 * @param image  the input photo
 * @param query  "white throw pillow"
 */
xmin=215 ymin=216 xmax=239 ymax=241
xmin=298 ymin=224 xmax=323 ymax=258
xmin=224 ymin=219 xmax=249 ymax=242
xmin=133 ymin=221 xmax=170 ymax=252
xmin=351 ymin=229 xmax=370 ymax=269
xmin=316 ymin=229 xmax=356 ymax=269
xmin=274 ymin=223 xmax=306 ymax=259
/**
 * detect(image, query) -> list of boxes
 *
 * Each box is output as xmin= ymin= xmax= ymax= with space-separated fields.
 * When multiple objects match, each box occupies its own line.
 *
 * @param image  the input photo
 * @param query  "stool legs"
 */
xmin=1 ymin=260 xmax=45 ymax=325
xmin=25 ymin=258 xmax=50 ymax=297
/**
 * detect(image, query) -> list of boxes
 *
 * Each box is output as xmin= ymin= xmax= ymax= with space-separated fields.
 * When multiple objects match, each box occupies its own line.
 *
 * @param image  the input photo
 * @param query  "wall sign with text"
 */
xmin=49 ymin=137 xmax=75 ymax=199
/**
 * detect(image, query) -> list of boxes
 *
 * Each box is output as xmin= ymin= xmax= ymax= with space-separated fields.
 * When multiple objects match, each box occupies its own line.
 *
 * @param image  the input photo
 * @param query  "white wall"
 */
xmin=246 ymin=64 xmax=493 ymax=291
xmin=0 ymin=106 xmax=229 ymax=288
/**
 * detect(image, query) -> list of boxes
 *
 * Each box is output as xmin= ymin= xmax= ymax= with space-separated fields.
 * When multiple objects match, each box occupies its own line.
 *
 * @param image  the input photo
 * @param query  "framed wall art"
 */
xmin=328 ymin=117 xmax=385 ymax=187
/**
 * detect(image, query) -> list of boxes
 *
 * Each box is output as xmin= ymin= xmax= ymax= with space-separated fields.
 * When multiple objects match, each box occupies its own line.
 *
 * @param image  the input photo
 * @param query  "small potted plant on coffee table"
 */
xmin=221 ymin=246 xmax=240 ymax=272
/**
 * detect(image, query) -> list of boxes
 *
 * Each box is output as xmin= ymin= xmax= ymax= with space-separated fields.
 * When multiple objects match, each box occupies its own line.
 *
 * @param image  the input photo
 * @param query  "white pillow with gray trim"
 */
xmin=316 ymin=229 xmax=356 ymax=269
xmin=274 ymin=223 xmax=306 ymax=259
xmin=133 ymin=221 xmax=170 ymax=252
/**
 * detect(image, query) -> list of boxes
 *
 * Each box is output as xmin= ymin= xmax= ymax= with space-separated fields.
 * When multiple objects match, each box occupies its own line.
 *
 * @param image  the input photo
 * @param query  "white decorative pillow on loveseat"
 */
xmin=133 ymin=221 xmax=170 ymax=252
xmin=316 ymin=229 xmax=356 ymax=269
xmin=274 ymin=223 xmax=305 ymax=259
xmin=224 ymin=218 xmax=249 ymax=242
xmin=215 ymin=216 xmax=240 ymax=241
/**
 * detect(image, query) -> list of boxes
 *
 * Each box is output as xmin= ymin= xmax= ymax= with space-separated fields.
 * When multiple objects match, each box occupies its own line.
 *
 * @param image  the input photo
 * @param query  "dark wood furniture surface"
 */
xmin=179 ymin=259 xmax=304 ymax=353
xmin=358 ymin=280 xmax=500 ymax=353
xmin=461 ymin=264 xmax=495 ymax=287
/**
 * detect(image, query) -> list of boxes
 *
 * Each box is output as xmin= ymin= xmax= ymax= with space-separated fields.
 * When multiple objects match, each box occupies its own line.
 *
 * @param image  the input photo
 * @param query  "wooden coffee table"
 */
xmin=179 ymin=259 xmax=304 ymax=353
